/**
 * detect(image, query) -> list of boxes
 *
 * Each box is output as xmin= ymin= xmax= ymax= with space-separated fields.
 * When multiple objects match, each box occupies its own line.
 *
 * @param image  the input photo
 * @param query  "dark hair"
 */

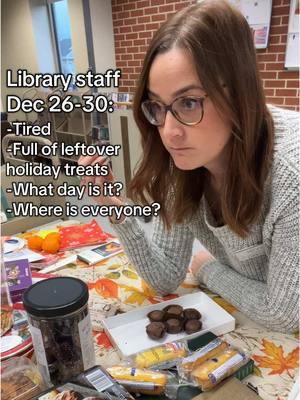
xmin=129 ymin=0 xmax=274 ymax=237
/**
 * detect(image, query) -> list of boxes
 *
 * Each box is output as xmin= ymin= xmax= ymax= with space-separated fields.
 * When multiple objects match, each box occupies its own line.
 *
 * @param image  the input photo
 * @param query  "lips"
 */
xmin=169 ymin=147 xmax=192 ymax=153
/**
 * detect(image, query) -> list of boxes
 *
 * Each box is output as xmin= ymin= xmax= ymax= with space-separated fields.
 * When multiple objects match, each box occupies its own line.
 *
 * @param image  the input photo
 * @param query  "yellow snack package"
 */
xmin=191 ymin=348 xmax=249 ymax=391
xmin=132 ymin=341 xmax=187 ymax=369
xmin=178 ymin=338 xmax=229 ymax=379
xmin=107 ymin=366 xmax=168 ymax=395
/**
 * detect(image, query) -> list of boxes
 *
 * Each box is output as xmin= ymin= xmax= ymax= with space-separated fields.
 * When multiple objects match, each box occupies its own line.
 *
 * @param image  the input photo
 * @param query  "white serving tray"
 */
xmin=102 ymin=292 xmax=235 ymax=358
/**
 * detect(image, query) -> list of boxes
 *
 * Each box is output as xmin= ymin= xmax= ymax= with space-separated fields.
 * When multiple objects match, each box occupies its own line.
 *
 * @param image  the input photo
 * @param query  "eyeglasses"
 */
xmin=141 ymin=94 xmax=208 ymax=127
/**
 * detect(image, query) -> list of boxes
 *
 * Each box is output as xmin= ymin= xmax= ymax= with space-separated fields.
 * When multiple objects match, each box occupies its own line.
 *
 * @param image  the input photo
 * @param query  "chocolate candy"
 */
xmin=146 ymin=322 xmax=166 ymax=340
xmin=164 ymin=305 xmax=184 ymax=320
xmin=146 ymin=304 xmax=203 ymax=340
xmin=184 ymin=319 xmax=203 ymax=334
xmin=147 ymin=310 xmax=165 ymax=322
xmin=183 ymin=308 xmax=202 ymax=321
xmin=165 ymin=318 xmax=183 ymax=334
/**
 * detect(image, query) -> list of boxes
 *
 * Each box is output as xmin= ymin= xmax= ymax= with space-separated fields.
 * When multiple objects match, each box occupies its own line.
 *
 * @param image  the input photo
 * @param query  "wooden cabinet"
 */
xmin=107 ymin=108 xmax=142 ymax=196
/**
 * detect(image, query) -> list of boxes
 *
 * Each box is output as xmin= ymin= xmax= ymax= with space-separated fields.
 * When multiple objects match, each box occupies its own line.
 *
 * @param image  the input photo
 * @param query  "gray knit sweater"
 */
xmin=112 ymin=106 xmax=299 ymax=333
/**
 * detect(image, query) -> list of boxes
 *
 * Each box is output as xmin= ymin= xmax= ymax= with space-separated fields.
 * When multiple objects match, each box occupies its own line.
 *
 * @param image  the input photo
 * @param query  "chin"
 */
xmin=173 ymin=158 xmax=202 ymax=171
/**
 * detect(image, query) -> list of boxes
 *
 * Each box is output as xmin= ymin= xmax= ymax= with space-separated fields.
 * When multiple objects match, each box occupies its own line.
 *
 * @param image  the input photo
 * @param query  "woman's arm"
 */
xmin=196 ymin=165 xmax=299 ymax=333
xmin=111 ymin=216 xmax=194 ymax=294
xmin=78 ymin=155 xmax=194 ymax=293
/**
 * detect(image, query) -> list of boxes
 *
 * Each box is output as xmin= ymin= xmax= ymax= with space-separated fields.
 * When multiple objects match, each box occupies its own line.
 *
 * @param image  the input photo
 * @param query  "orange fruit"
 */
xmin=27 ymin=235 xmax=43 ymax=251
xmin=44 ymin=232 xmax=61 ymax=243
xmin=42 ymin=236 xmax=60 ymax=254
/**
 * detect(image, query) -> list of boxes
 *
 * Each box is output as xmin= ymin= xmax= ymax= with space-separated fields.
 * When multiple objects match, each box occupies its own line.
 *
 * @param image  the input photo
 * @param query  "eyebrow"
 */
xmin=147 ymin=84 xmax=204 ymax=98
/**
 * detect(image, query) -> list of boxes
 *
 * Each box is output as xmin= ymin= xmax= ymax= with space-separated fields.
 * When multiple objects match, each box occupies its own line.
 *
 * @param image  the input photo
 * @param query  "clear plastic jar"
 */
xmin=23 ymin=277 xmax=95 ymax=387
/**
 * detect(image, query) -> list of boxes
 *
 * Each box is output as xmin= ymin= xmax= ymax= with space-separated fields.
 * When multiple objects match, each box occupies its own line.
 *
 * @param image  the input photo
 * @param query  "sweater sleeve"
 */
xmin=111 ymin=216 xmax=194 ymax=294
xmin=196 ymin=159 xmax=299 ymax=333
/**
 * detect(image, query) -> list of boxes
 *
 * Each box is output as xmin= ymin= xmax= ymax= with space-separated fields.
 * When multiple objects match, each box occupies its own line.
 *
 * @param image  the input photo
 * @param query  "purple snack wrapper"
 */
xmin=4 ymin=259 xmax=32 ymax=303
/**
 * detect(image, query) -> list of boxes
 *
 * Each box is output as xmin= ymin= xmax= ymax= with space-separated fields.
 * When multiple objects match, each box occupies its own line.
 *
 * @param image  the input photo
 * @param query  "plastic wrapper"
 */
xmin=1 ymin=251 xmax=13 ymax=336
xmin=190 ymin=347 xmax=249 ymax=391
xmin=130 ymin=340 xmax=188 ymax=369
xmin=1 ymin=356 xmax=45 ymax=400
xmin=107 ymin=365 xmax=180 ymax=398
xmin=36 ymin=364 xmax=135 ymax=399
xmin=177 ymin=338 xmax=229 ymax=379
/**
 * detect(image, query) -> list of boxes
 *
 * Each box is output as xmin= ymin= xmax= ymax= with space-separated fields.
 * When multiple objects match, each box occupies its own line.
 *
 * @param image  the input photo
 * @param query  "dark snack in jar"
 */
xmin=164 ymin=305 xmax=184 ymax=320
xmin=165 ymin=318 xmax=183 ymax=334
xmin=146 ymin=322 xmax=166 ymax=340
xmin=183 ymin=308 xmax=202 ymax=321
xmin=147 ymin=310 xmax=165 ymax=322
xmin=184 ymin=319 xmax=203 ymax=334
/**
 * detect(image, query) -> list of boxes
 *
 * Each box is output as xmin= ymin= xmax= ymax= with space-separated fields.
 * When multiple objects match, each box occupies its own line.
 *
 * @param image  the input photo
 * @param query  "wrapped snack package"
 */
xmin=190 ymin=347 xmax=249 ymax=391
xmin=107 ymin=365 xmax=179 ymax=398
xmin=36 ymin=365 xmax=135 ymax=400
xmin=131 ymin=341 xmax=188 ymax=369
xmin=178 ymin=338 xmax=229 ymax=379
xmin=1 ymin=356 xmax=45 ymax=400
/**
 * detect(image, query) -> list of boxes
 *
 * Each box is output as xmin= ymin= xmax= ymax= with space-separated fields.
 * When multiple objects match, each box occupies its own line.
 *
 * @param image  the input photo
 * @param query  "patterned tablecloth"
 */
xmin=44 ymin=249 xmax=298 ymax=400
xmin=18 ymin=222 xmax=298 ymax=400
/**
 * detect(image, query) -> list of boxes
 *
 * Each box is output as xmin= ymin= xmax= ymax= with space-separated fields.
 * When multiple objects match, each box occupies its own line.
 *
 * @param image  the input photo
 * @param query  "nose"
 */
xmin=160 ymin=110 xmax=184 ymax=140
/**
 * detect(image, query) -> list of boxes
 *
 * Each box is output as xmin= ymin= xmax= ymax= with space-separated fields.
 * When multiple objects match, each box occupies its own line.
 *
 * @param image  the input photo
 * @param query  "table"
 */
xmin=18 ymin=224 xmax=299 ymax=400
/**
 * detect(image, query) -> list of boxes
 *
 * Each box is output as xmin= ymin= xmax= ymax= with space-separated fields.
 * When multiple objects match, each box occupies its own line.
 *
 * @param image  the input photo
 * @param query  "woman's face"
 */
xmin=147 ymin=48 xmax=232 ymax=176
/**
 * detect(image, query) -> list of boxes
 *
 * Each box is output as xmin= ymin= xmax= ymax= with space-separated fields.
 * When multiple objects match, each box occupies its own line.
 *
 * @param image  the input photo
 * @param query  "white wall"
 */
xmin=89 ymin=0 xmax=116 ymax=75
xmin=68 ymin=0 xmax=89 ymax=74
xmin=1 ymin=0 xmax=40 ymax=121
xmin=30 ymin=0 xmax=57 ymax=74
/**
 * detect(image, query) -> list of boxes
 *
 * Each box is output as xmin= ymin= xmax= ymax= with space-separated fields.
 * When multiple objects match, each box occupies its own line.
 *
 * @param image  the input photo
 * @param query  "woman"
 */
xmin=79 ymin=0 xmax=299 ymax=333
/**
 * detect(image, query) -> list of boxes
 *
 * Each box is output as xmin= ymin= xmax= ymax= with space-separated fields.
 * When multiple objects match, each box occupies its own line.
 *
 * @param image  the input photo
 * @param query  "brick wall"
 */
xmin=258 ymin=0 xmax=299 ymax=110
xmin=112 ymin=0 xmax=299 ymax=111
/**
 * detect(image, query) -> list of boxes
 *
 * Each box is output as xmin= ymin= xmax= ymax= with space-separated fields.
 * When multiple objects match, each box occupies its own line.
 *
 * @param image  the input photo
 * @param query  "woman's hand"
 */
xmin=190 ymin=250 xmax=215 ymax=277
xmin=77 ymin=154 xmax=126 ymax=223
